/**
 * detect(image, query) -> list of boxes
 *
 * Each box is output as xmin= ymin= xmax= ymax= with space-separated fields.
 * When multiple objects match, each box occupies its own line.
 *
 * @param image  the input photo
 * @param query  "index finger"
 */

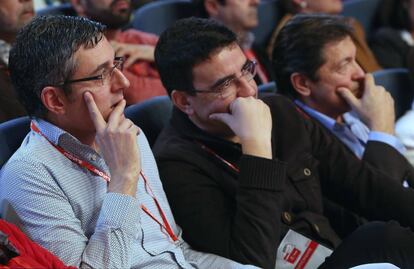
xmin=364 ymin=73 xmax=375 ymax=91
xmin=337 ymin=87 xmax=359 ymax=107
xmin=84 ymin=91 xmax=106 ymax=132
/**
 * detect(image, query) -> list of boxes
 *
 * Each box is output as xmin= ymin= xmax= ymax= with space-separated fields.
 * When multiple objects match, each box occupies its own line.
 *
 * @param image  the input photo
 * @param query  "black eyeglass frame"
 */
xmin=57 ymin=57 xmax=125 ymax=87
xmin=189 ymin=60 xmax=257 ymax=95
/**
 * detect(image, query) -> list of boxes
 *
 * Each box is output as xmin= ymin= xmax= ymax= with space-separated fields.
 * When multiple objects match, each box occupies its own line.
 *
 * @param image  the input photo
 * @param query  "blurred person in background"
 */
xmin=71 ymin=0 xmax=167 ymax=104
xmin=193 ymin=0 xmax=274 ymax=85
xmin=371 ymin=0 xmax=414 ymax=71
xmin=0 ymin=0 xmax=32 ymax=122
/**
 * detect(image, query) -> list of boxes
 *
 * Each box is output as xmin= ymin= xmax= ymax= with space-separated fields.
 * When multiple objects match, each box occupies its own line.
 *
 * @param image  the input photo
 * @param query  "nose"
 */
xmin=351 ymin=61 xmax=365 ymax=80
xmin=236 ymin=76 xmax=258 ymax=98
xmin=111 ymin=68 xmax=130 ymax=92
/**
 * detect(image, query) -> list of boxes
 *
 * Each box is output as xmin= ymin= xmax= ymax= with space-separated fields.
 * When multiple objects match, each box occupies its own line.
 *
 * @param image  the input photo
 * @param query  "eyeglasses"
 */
xmin=58 ymin=57 xmax=124 ymax=86
xmin=191 ymin=60 xmax=257 ymax=99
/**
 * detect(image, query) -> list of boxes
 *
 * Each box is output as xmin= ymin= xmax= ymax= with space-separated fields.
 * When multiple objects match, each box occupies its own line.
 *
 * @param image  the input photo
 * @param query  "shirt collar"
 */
xmin=0 ymin=39 xmax=11 ymax=66
xmin=33 ymin=118 xmax=98 ymax=158
xmin=294 ymin=100 xmax=338 ymax=130
xmin=294 ymin=100 xmax=363 ymax=132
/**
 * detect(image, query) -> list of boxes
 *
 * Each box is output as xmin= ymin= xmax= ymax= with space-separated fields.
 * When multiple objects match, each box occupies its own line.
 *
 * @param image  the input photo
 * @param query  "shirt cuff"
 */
xmin=96 ymin=192 xmax=140 ymax=236
xmin=369 ymin=131 xmax=406 ymax=154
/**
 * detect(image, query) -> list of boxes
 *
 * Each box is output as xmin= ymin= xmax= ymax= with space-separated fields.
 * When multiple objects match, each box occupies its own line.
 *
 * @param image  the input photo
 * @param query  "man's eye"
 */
xmin=101 ymin=69 xmax=110 ymax=78
xmin=220 ymin=80 xmax=232 ymax=90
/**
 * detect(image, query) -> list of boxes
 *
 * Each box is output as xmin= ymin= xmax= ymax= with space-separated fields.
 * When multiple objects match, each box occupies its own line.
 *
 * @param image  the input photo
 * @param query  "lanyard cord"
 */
xmin=195 ymin=140 xmax=240 ymax=173
xmin=31 ymin=121 xmax=178 ymax=242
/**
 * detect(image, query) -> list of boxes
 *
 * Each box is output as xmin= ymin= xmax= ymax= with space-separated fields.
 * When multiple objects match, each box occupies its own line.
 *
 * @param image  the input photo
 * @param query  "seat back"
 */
xmin=252 ymin=0 xmax=281 ymax=48
xmin=131 ymin=0 xmax=194 ymax=35
xmin=373 ymin=68 xmax=414 ymax=119
xmin=258 ymin=81 xmax=277 ymax=98
xmin=0 ymin=117 xmax=31 ymax=168
xmin=36 ymin=3 xmax=77 ymax=16
xmin=125 ymin=96 xmax=173 ymax=147
xmin=341 ymin=0 xmax=382 ymax=37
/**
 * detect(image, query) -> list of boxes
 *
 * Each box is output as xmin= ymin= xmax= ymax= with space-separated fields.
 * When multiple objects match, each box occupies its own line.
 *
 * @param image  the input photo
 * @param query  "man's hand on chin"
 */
xmin=337 ymin=73 xmax=395 ymax=135
xmin=84 ymin=91 xmax=142 ymax=197
xmin=209 ymin=97 xmax=273 ymax=159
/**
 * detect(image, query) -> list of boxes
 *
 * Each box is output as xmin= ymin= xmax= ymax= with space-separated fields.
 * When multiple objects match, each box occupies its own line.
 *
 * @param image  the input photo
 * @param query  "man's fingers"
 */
xmin=364 ymin=73 xmax=375 ymax=91
xmin=337 ymin=87 xmax=359 ymax=107
xmin=107 ymin=99 xmax=126 ymax=127
xmin=84 ymin=91 xmax=106 ymax=132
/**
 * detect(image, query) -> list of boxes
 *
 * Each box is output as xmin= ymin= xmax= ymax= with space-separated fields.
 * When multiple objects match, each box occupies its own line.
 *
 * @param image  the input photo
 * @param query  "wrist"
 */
xmin=241 ymin=137 xmax=272 ymax=159
xmin=369 ymin=122 xmax=395 ymax=135
xmin=108 ymin=172 xmax=139 ymax=197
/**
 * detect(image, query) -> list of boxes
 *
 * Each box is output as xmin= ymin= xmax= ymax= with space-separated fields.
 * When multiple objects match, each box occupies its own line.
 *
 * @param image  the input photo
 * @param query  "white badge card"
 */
xmin=275 ymin=229 xmax=333 ymax=269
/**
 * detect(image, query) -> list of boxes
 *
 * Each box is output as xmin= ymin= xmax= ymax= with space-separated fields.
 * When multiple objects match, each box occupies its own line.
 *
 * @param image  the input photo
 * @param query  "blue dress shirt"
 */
xmin=295 ymin=100 xmax=405 ymax=158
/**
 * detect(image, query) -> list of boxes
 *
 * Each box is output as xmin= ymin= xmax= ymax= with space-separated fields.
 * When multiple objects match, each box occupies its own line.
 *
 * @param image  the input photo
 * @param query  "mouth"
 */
xmin=21 ymin=9 xmax=34 ymax=17
xmin=111 ymin=98 xmax=125 ymax=109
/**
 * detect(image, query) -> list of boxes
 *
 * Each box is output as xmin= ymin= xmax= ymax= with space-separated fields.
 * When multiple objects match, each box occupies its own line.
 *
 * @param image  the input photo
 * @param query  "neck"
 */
xmin=105 ymin=29 xmax=121 ymax=41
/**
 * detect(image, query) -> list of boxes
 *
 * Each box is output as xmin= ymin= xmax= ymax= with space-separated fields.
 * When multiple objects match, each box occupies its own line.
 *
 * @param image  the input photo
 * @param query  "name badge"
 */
xmin=276 ymin=229 xmax=333 ymax=269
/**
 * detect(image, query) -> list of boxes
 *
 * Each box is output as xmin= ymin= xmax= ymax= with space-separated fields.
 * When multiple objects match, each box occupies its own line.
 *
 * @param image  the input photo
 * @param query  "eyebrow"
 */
xmin=88 ymin=57 xmax=117 ymax=75
xmin=208 ymin=59 xmax=250 ymax=89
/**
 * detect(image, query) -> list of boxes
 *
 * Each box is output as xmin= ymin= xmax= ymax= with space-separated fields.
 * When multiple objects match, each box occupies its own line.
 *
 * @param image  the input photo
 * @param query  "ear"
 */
xmin=290 ymin=72 xmax=312 ymax=97
xmin=70 ymin=0 xmax=86 ymax=16
xmin=171 ymin=90 xmax=194 ymax=116
xmin=40 ymin=86 xmax=67 ymax=116
xmin=204 ymin=0 xmax=221 ymax=17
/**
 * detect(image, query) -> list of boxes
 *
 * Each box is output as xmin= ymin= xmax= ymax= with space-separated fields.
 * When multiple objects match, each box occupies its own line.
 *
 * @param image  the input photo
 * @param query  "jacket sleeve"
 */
xmin=303 ymin=111 xmax=414 ymax=229
xmin=362 ymin=140 xmax=414 ymax=186
xmin=157 ymin=152 xmax=287 ymax=269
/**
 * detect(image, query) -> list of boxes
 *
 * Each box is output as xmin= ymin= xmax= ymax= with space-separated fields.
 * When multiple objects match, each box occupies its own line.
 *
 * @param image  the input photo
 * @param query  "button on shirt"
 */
xmin=295 ymin=100 xmax=405 ymax=158
xmin=0 ymin=119 xmax=256 ymax=269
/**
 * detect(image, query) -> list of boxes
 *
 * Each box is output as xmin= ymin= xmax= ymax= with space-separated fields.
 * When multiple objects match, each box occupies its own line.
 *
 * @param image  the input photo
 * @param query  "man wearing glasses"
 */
xmin=0 ymin=15 xmax=258 ymax=269
xmin=153 ymin=17 xmax=414 ymax=268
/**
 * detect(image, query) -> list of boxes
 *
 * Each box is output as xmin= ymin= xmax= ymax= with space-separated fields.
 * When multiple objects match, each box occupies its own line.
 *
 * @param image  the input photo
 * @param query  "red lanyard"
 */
xmin=31 ymin=121 xmax=178 ymax=243
xmin=140 ymin=173 xmax=178 ymax=242
xmin=31 ymin=122 xmax=111 ymax=181
xmin=195 ymin=141 xmax=240 ymax=173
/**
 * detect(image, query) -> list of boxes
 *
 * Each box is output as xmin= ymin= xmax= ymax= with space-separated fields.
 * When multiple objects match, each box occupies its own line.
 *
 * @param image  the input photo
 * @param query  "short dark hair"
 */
xmin=272 ymin=14 xmax=354 ymax=98
xmin=9 ymin=15 xmax=105 ymax=118
xmin=155 ymin=17 xmax=237 ymax=95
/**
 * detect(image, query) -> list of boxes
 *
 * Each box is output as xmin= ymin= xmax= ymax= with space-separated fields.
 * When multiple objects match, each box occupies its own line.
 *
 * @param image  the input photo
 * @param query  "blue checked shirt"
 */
xmin=295 ymin=100 xmax=405 ymax=159
xmin=0 ymin=119 xmax=257 ymax=269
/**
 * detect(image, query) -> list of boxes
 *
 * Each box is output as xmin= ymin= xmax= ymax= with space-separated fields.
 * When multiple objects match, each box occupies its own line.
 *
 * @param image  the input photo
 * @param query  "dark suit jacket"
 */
xmin=153 ymin=95 xmax=414 ymax=269
xmin=0 ymin=61 xmax=26 ymax=123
